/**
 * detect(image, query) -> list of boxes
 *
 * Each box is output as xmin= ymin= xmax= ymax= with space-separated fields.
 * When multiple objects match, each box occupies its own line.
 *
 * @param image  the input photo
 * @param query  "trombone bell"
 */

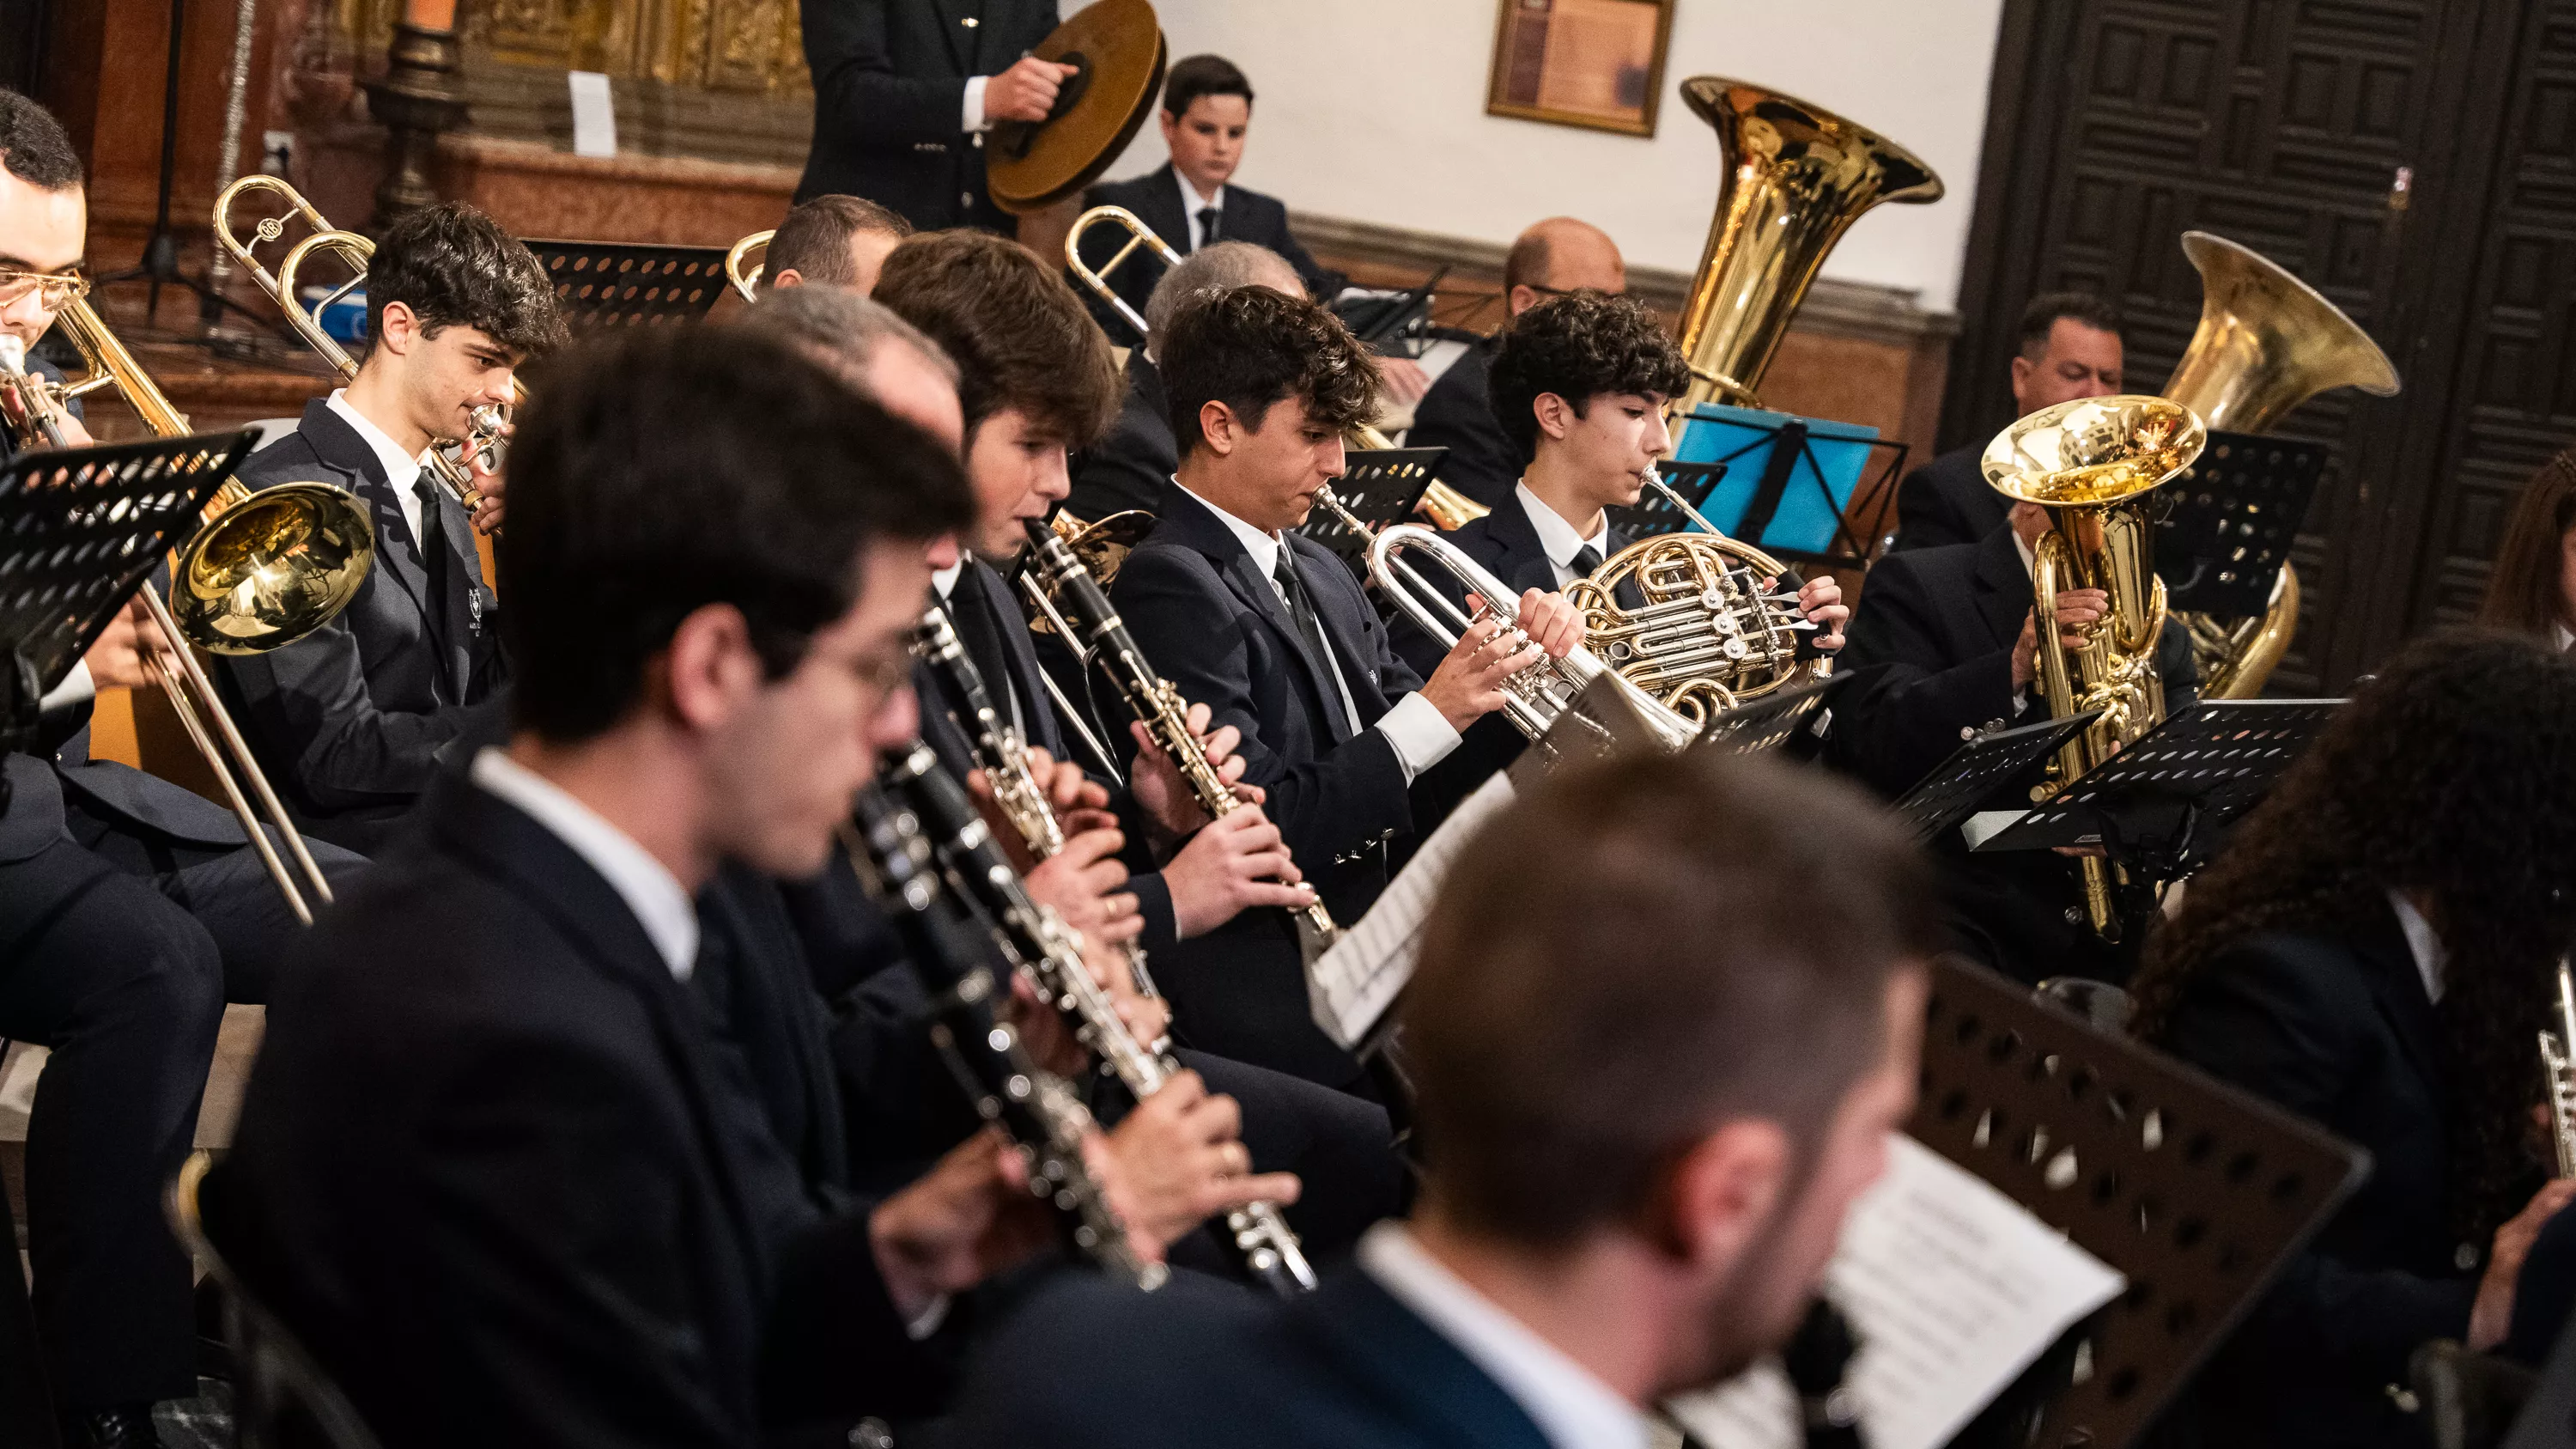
xmin=171 ymin=483 xmax=377 ymax=654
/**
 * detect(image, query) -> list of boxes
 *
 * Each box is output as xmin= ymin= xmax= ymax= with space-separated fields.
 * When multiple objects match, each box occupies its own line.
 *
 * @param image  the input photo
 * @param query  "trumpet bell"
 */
xmin=1981 ymin=396 xmax=2207 ymax=509
xmin=170 ymin=482 xmax=377 ymax=655
xmin=2162 ymin=231 xmax=2400 ymax=435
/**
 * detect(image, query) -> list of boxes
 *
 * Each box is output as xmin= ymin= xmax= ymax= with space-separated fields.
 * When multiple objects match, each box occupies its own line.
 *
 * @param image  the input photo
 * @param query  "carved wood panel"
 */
xmin=335 ymin=0 xmax=808 ymax=93
xmin=1952 ymin=0 xmax=2516 ymax=692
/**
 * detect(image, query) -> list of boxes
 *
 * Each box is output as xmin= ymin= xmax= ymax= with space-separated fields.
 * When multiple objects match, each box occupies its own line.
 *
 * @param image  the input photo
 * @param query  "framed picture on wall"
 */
xmin=1485 ymin=0 xmax=1674 ymax=137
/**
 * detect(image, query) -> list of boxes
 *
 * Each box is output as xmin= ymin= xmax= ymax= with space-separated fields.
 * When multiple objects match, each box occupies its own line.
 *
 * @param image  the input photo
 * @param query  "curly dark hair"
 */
xmin=2478 ymin=447 xmax=2576 ymax=639
xmin=1485 ymin=289 xmax=1689 ymax=466
xmin=365 ymin=202 xmax=564 ymax=360
xmin=872 ymin=228 xmax=1120 ymax=448
xmin=1158 ymin=283 xmax=1378 ymax=457
xmin=0 ymin=89 xmax=82 ymax=191
xmin=2130 ymin=630 xmax=2576 ymax=1239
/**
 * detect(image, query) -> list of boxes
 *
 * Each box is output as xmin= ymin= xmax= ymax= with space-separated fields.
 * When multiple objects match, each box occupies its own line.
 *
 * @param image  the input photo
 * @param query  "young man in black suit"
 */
xmin=945 ymin=748 xmax=1938 ymax=1449
xmin=217 ymin=322 xmax=1201 ymax=1444
xmin=1109 ymin=283 xmax=1577 ymax=1090
xmin=1834 ymin=495 xmax=2194 ymax=983
xmin=1890 ymin=292 xmax=2123 ymax=552
xmin=216 ymin=203 xmax=559 ymax=854
xmin=1405 ymin=216 xmax=1626 ymax=508
xmin=1076 ymin=55 xmax=1334 ymax=332
xmin=1394 ymin=290 xmax=1847 ymax=823
xmin=796 ymin=0 xmax=1071 ymax=233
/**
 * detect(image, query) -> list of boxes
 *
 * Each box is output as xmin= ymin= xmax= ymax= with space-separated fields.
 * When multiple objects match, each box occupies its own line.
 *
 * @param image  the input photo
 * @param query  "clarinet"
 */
xmin=883 ymin=740 xmax=1319 ymax=1298
xmin=1019 ymin=517 xmax=1343 ymax=958
xmin=908 ymin=605 xmax=1159 ymax=1005
xmin=845 ymin=782 xmax=1166 ymax=1291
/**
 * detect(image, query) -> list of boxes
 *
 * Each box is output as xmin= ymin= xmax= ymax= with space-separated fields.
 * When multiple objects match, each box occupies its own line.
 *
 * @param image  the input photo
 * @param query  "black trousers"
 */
xmin=0 ymin=833 xmax=224 ymax=1409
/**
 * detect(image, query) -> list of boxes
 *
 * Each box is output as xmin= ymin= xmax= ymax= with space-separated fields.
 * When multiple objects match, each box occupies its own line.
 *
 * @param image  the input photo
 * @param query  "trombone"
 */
xmin=213 ymin=175 xmax=512 ymax=517
xmin=0 ymin=307 xmax=373 ymax=924
xmin=726 ymin=229 xmax=772 ymax=304
xmin=1065 ymin=204 xmax=1180 ymax=344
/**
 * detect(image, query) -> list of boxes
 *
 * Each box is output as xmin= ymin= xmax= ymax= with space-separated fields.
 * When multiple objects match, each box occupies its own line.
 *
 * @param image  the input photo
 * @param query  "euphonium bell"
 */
xmin=1670 ymin=78 xmax=1944 ymax=413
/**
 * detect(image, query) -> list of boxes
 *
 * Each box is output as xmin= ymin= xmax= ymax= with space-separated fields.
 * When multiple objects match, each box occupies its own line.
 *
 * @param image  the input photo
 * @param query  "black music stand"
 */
xmin=1915 ymin=956 xmax=2367 ymax=1449
xmin=1606 ymin=460 xmax=1726 ymax=541
xmin=1891 ymin=711 xmax=2103 ymax=844
xmin=1969 ymin=699 xmax=2341 ymax=880
xmin=1297 ymin=447 xmax=1441 ymax=577
xmin=2154 ymin=431 xmax=2330 ymax=620
xmin=521 ymin=239 xmax=732 ymax=335
xmin=0 ymin=429 xmax=248 ymax=1446
xmin=1689 ymin=672 xmax=1851 ymax=756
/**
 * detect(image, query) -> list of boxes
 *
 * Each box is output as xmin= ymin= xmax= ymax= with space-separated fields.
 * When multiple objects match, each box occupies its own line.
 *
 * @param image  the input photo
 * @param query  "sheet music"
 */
xmin=1306 ymin=771 xmax=1517 ymax=1050
xmin=1666 ymin=1135 xmax=2125 ymax=1449
xmin=1960 ymin=809 xmax=2027 ymax=850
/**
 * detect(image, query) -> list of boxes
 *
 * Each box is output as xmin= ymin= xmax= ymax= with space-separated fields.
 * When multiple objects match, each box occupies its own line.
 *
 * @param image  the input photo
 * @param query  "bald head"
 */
xmin=1504 ymin=217 xmax=1625 ymax=318
xmin=1142 ymin=240 xmax=1305 ymax=352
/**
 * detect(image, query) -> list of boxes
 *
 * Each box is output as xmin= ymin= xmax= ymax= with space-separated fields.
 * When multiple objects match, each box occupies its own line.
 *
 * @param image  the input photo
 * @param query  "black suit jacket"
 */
xmin=214 ymin=400 xmax=508 ymax=853
xmin=2153 ymin=900 xmax=2482 ymax=1449
xmin=1075 ymin=164 xmax=1331 ymax=333
xmin=1834 ymin=526 xmax=2197 ymax=983
xmin=216 ymin=773 xmax=946 ymax=1446
xmin=1400 ymin=334 xmax=1517 ymax=509
xmin=1889 ymin=443 xmax=2007 ymax=553
xmin=795 ymin=0 xmax=1058 ymax=233
xmin=945 ymin=1259 xmax=1552 ymax=1449
xmin=1066 ymin=350 xmax=1176 ymax=523
xmin=1109 ymin=482 xmax=1425 ymax=1089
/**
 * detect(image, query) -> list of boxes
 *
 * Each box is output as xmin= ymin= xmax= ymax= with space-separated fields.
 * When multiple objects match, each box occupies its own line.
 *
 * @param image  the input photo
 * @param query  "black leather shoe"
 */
xmin=66 ymin=1404 xmax=167 ymax=1449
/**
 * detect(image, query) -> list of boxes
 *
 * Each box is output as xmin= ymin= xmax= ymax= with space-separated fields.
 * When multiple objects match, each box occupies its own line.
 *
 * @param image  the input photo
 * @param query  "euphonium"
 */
xmin=1982 ymin=396 xmax=2207 ymax=940
xmin=2160 ymin=231 xmax=2400 ymax=698
xmin=1668 ymin=78 xmax=1944 ymax=414
xmin=2541 ymin=961 xmax=2576 ymax=1178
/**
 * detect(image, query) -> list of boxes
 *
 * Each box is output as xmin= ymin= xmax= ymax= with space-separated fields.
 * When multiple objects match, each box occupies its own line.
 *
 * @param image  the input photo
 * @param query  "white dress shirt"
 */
xmin=1515 ymin=483 xmax=1613 ymax=588
xmin=470 ymin=747 xmax=699 ymax=981
xmin=1358 ymin=1224 xmax=1649 ymax=1449
xmin=1173 ymin=481 xmax=1460 ymax=782
xmin=1177 ymin=172 xmax=1227 ymax=251
xmin=2008 ymin=527 xmax=2038 ymax=718
xmin=962 ymin=76 xmax=991 ymax=133
xmin=326 ymin=389 xmax=430 ymax=551
xmin=2387 ymin=888 xmax=2445 ymax=1005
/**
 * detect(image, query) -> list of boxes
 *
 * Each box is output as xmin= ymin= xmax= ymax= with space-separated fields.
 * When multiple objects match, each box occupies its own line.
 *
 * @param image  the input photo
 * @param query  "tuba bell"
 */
xmin=1668 ymin=77 xmax=1944 ymax=414
xmin=2160 ymin=231 xmax=2400 ymax=698
xmin=1983 ymin=395 xmax=2207 ymax=941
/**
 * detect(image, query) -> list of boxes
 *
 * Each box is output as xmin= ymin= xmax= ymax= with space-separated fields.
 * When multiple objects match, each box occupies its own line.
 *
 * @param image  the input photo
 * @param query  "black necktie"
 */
xmin=1196 ymin=206 xmax=1221 ymax=248
xmin=1272 ymin=549 xmax=1332 ymax=671
xmin=1570 ymin=543 xmax=1603 ymax=580
xmin=411 ymin=476 xmax=456 ymax=653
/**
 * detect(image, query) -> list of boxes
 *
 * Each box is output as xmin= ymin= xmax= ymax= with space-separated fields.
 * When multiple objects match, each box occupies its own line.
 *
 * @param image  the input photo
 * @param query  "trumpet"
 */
xmin=881 ymin=740 xmax=1315 ymax=1298
xmin=725 ymin=228 xmax=772 ymax=304
xmin=0 ymin=320 xmax=371 ymax=924
xmin=213 ymin=174 xmax=510 ymax=519
xmin=1065 ymin=204 xmax=1182 ymax=344
xmin=1314 ymin=487 xmax=1698 ymax=752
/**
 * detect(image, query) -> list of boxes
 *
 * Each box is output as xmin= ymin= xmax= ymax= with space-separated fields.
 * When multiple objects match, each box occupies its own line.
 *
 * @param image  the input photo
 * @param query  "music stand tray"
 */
xmin=1915 ymin=957 xmax=2366 ymax=1449
xmin=0 ymin=431 xmax=253 ymax=752
xmin=522 ymin=239 xmax=733 ymax=334
xmin=2155 ymin=431 xmax=2330 ymax=620
xmin=1971 ymin=699 xmax=2341 ymax=878
xmin=1688 ymin=671 xmax=1850 ymax=756
xmin=1607 ymin=460 xmax=1725 ymax=542
xmin=1298 ymin=447 xmax=1440 ymax=576
xmin=1891 ymin=710 xmax=2103 ymax=844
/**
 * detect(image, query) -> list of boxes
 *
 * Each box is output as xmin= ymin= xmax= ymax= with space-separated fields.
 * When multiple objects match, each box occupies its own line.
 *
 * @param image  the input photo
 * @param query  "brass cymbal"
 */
xmin=986 ymin=0 xmax=1167 ymax=216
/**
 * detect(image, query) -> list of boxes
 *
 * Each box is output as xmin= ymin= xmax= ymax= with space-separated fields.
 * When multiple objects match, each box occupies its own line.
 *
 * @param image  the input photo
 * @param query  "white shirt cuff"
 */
xmin=1375 ymin=691 xmax=1461 ymax=783
xmin=39 ymin=659 xmax=94 ymax=715
xmin=904 ymin=1293 xmax=952 ymax=1341
xmin=962 ymin=76 xmax=991 ymax=132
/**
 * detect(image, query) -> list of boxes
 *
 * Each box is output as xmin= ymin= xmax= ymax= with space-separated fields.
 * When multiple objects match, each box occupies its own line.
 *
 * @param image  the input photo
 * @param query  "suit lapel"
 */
xmin=1285 ymin=1268 xmax=1557 ymax=1449
xmin=1968 ymin=527 xmax=2034 ymax=654
xmin=1140 ymin=164 xmax=1192 ymax=255
xmin=297 ymin=401 xmax=441 ymax=665
xmin=966 ymin=560 xmax=1063 ymax=758
xmin=2355 ymin=895 xmax=2450 ymax=1099
xmin=430 ymin=483 xmax=485 ymax=699
xmin=1158 ymin=483 xmax=1355 ymax=743
xmin=1485 ymin=494 xmax=1561 ymax=598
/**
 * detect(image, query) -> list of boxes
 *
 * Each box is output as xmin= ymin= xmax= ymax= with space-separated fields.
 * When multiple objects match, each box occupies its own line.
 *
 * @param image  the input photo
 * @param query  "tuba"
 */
xmin=1668 ymin=77 xmax=1944 ymax=414
xmin=1983 ymin=396 xmax=2207 ymax=940
xmin=2160 ymin=231 xmax=2400 ymax=697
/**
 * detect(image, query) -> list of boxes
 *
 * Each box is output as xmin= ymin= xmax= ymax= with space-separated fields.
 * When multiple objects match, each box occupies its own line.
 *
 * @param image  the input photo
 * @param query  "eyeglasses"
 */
xmin=0 ymin=267 xmax=92 ymax=310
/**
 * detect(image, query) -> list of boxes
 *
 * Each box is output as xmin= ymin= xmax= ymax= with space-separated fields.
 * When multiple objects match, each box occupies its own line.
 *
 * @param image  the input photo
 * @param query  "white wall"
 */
xmin=1099 ymin=0 xmax=2004 ymax=314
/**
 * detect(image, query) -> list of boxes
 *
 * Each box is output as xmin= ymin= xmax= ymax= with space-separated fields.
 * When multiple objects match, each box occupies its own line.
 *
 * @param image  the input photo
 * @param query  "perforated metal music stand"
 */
xmin=1970 ymin=699 xmax=2340 ymax=879
xmin=1688 ymin=672 xmax=1850 ymax=756
xmin=521 ymin=240 xmax=732 ymax=335
xmin=2154 ymin=430 xmax=2330 ymax=619
xmin=1915 ymin=957 xmax=2367 ymax=1449
xmin=1891 ymin=710 xmax=2102 ymax=844
xmin=1297 ymin=447 xmax=1441 ymax=576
